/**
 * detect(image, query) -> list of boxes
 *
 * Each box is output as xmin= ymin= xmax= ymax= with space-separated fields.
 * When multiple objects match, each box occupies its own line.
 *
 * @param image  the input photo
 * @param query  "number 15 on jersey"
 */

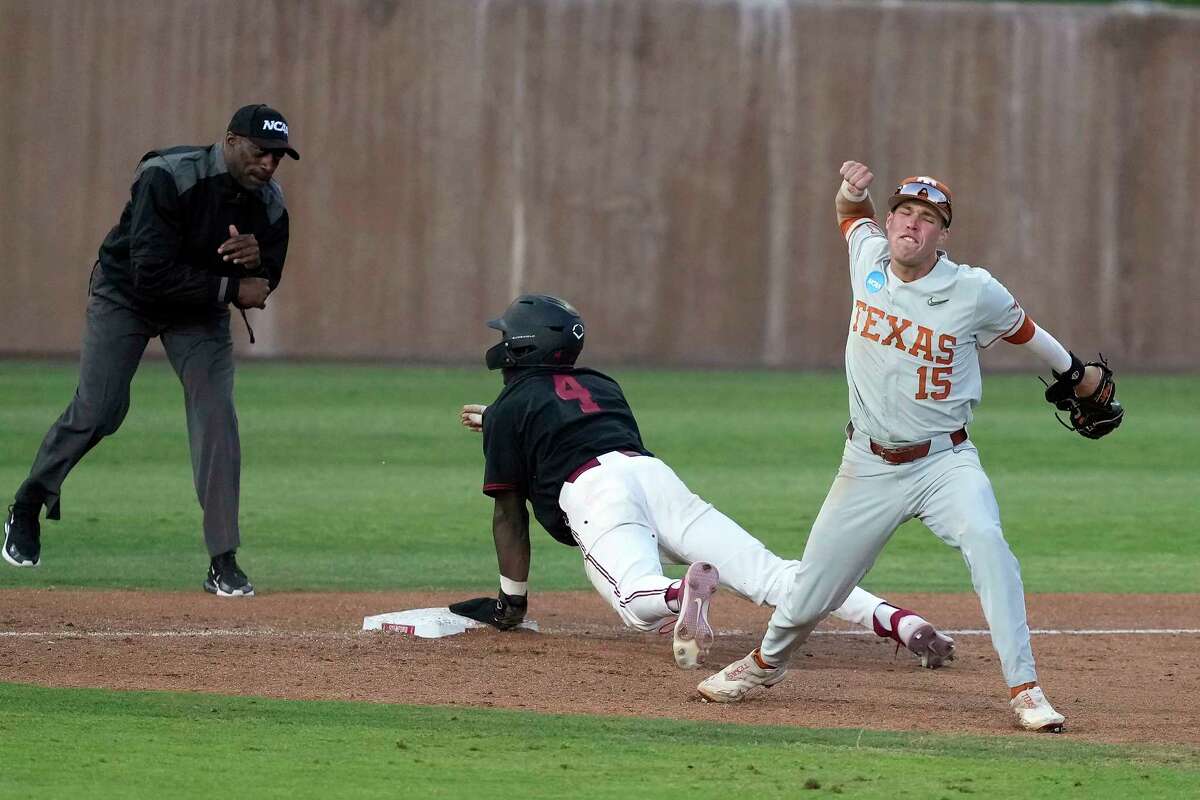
xmin=915 ymin=366 xmax=952 ymax=400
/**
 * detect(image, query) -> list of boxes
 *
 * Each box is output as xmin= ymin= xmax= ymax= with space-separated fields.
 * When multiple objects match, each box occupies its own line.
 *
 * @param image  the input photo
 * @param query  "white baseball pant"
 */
xmin=759 ymin=436 xmax=1038 ymax=687
xmin=558 ymin=451 xmax=886 ymax=632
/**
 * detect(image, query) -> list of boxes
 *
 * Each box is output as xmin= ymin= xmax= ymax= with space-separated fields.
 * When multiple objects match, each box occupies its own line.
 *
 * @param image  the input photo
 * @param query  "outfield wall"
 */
xmin=1 ymin=1 xmax=1197 ymax=368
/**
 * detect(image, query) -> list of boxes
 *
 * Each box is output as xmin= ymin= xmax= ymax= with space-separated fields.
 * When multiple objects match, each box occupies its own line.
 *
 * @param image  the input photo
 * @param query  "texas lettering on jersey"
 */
xmin=850 ymin=300 xmax=957 ymax=400
xmin=841 ymin=217 xmax=1027 ymax=441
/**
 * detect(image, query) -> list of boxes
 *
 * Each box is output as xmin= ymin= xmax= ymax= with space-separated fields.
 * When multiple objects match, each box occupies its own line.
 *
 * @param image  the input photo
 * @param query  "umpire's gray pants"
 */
xmin=15 ymin=282 xmax=241 ymax=556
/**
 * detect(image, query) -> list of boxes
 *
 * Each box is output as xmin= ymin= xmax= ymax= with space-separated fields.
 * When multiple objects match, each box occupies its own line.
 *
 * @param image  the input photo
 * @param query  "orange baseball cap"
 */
xmin=887 ymin=176 xmax=952 ymax=226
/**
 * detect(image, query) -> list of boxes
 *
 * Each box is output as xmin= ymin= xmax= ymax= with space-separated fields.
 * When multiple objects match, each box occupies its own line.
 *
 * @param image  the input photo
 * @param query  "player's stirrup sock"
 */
xmin=872 ymin=603 xmax=929 ymax=647
xmin=665 ymin=581 xmax=683 ymax=613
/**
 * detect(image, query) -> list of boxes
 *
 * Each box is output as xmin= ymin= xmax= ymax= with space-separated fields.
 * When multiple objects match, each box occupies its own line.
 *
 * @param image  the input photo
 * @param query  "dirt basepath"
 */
xmin=2 ymin=589 xmax=1196 ymax=746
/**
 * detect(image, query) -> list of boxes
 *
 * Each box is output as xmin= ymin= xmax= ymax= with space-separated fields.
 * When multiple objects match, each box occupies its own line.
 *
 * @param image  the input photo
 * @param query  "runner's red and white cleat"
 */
xmin=672 ymin=561 xmax=719 ymax=669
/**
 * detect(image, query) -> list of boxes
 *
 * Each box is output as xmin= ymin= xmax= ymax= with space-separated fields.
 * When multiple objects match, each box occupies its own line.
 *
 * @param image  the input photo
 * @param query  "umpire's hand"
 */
xmin=237 ymin=278 xmax=270 ymax=309
xmin=219 ymin=224 xmax=262 ymax=269
xmin=461 ymin=404 xmax=487 ymax=432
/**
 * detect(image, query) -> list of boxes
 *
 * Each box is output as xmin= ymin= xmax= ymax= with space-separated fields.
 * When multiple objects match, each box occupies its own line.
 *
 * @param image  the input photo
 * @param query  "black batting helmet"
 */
xmin=485 ymin=294 xmax=586 ymax=370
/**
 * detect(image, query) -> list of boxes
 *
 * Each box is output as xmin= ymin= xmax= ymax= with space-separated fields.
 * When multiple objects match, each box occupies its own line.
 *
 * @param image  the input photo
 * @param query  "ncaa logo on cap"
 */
xmin=227 ymin=103 xmax=301 ymax=160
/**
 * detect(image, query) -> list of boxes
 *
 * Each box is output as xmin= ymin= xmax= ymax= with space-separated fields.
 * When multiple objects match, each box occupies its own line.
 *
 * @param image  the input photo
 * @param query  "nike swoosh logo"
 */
xmin=927 ymin=297 xmax=949 ymax=306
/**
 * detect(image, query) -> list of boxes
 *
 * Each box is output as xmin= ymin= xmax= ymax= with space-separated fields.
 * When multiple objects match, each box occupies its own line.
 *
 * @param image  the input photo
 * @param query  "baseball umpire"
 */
xmin=3 ymin=103 xmax=299 ymax=597
xmin=697 ymin=163 xmax=1122 ymax=732
xmin=454 ymin=294 xmax=955 ymax=671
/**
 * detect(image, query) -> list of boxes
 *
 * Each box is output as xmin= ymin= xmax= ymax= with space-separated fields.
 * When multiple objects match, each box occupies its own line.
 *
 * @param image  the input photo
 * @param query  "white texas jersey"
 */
xmin=842 ymin=217 xmax=1027 ymax=444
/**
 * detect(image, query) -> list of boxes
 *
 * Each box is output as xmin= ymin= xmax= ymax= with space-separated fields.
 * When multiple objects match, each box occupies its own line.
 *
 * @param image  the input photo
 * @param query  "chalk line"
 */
xmin=1 ymin=627 xmax=1198 ymax=640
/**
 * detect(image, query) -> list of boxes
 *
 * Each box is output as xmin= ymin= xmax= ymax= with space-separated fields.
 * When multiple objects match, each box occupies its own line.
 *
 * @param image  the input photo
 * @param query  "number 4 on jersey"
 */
xmin=554 ymin=374 xmax=601 ymax=413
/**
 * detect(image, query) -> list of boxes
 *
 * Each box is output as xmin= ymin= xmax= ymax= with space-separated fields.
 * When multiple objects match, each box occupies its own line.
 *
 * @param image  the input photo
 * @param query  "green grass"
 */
xmin=2 ymin=364 xmax=1197 ymax=796
xmin=0 ymin=361 xmax=1196 ymax=593
xmin=1 ymin=683 xmax=1195 ymax=799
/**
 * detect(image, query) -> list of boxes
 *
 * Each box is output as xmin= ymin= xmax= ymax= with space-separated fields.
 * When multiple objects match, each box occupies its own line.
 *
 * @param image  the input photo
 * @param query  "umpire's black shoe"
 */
xmin=204 ymin=551 xmax=255 ymax=597
xmin=3 ymin=504 xmax=41 ymax=568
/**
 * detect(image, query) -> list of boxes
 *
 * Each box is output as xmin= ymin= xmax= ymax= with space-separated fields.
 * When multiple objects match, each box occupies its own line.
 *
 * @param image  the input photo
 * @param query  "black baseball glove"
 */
xmin=449 ymin=591 xmax=528 ymax=630
xmin=1042 ymin=353 xmax=1124 ymax=439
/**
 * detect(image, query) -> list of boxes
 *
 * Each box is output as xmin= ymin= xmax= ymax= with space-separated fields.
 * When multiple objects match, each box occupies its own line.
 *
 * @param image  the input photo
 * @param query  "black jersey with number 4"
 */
xmin=481 ymin=367 xmax=651 ymax=545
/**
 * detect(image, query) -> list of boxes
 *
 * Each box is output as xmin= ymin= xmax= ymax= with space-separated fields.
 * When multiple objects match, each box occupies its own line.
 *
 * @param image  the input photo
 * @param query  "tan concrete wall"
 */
xmin=1 ymin=0 xmax=1197 ymax=368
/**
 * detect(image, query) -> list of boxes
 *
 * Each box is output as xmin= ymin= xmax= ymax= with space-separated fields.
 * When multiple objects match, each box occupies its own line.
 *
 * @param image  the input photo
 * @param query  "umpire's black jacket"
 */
xmin=96 ymin=143 xmax=288 ymax=314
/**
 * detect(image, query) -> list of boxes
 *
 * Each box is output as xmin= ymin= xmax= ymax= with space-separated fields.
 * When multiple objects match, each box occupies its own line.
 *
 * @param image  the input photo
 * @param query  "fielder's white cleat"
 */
xmin=672 ymin=561 xmax=719 ymax=669
xmin=1010 ymin=686 xmax=1066 ymax=733
xmin=696 ymin=649 xmax=787 ymax=703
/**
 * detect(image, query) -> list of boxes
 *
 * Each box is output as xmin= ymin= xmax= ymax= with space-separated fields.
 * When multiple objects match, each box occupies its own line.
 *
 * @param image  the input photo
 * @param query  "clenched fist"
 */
xmin=460 ymin=403 xmax=487 ymax=432
xmin=839 ymin=160 xmax=875 ymax=196
xmin=236 ymin=277 xmax=270 ymax=309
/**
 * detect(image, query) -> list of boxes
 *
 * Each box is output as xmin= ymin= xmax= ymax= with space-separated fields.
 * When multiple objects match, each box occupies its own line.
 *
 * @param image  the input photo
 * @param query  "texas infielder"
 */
xmin=459 ymin=294 xmax=954 ymax=671
xmin=699 ymin=163 xmax=1111 ymax=733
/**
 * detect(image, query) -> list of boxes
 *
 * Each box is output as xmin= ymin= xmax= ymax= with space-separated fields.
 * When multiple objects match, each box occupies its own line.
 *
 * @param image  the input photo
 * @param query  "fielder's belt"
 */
xmin=846 ymin=422 xmax=967 ymax=465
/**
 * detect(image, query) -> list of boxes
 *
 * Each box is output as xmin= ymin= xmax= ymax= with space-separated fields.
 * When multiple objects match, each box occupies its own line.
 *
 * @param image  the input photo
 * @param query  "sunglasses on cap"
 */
xmin=889 ymin=177 xmax=952 ymax=226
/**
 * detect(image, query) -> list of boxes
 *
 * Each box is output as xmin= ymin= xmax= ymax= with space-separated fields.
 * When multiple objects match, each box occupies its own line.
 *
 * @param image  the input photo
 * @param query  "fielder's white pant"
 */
xmin=759 ymin=436 xmax=1038 ymax=687
xmin=557 ymin=451 xmax=886 ymax=633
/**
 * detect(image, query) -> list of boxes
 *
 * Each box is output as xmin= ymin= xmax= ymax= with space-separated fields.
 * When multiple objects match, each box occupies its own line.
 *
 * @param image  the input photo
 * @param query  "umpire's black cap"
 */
xmin=228 ymin=104 xmax=300 ymax=160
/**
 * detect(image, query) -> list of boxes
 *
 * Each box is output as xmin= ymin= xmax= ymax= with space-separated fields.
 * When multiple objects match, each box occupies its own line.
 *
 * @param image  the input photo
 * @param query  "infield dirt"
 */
xmin=1 ymin=589 xmax=1196 ymax=746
